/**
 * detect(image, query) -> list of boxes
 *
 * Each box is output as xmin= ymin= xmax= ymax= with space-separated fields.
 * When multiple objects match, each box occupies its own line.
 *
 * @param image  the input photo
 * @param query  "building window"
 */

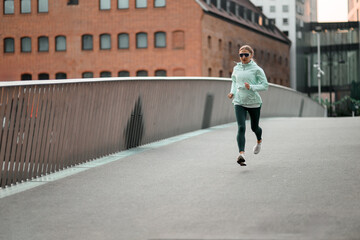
xmin=4 ymin=38 xmax=14 ymax=53
xmin=21 ymin=37 xmax=31 ymax=52
xmin=136 ymin=0 xmax=146 ymax=8
xmin=228 ymin=41 xmax=232 ymax=53
xmin=100 ymin=0 xmax=110 ymax=10
xmin=218 ymin=39 xmax=222 ymax=50
xmin=283 ymin=18 xmax=289 ymax=25
xmin=219 ymin=70 xmax=223 ymax=77
xmin=136 ymin=70 xmax=148 ymax=76
xmin=56 ymin=72 xmax=67 ymax=79
xmin=82 ymin=72 xmax=93 ymax=78
xmin=283 ymin=31 xmax=289 ymax=36
xmin=21 ymin=73 xmax=32 ymax=80
xmin=155 ymin=70 xmax=166 ymax=76
xmin=118 ymin=0 xmax=128 ymax=9
xmin=100 ymin=34 xmax=111 ymax=50
xmin=172 ymin=30 xmax=185 ymax=49
xmin=38 ymin=36 xmax=49 ymax=52
xmin=67 ymin=0 xmax=78 ymax=5
xmin=154 ymin=0 xmax=165 ymax=7
xmin=100 ymin=71 xmax=112 ymax=77
xmin=282 ymin=5 xmax=289 ymax=12
xmin=208 ymin=68 xmax=212 ymax=77
xmin=4 ymin=0 xmax=14 ymax=14
xmin=38 ymin=0 xmax=48 ymax=13
xmin=21 ymin=0 xmax=31 ymax=13
xmin=118 ymin=33 xmax=129 ymax=49
xmin=154 ymin=32 xmax=166 ymax=48
xmin=270 ymin=5 xmax=275 ymax=13
xmin=82 ymin=34 xmax=93 ymax=50
xmin=118 ymin=71 xmax=130 ymax=77
xmin=38 ymin=73 xmax=49 ymax=80
xmin=136 ymin=32 xmax=147 ymax=48
xmin=55 ymin=36 xmax=66 ymax=51
xmin=207 ymin=36 xmax=211 ymax=49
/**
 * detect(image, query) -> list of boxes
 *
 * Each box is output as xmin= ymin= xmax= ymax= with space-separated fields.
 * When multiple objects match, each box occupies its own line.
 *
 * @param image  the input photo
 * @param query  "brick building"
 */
xmin=1 ymin=0 xmax=290 ymax=86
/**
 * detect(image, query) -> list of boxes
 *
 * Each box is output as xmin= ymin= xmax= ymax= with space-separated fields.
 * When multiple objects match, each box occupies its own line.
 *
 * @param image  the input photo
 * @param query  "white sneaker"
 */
xmin=253 ymin=143 xmax=261 ymax=154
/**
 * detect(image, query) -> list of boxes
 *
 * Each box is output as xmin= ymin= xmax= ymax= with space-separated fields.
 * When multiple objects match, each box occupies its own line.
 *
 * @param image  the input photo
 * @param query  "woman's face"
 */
xmin=239 ymin=49 xmax=252 ymax=64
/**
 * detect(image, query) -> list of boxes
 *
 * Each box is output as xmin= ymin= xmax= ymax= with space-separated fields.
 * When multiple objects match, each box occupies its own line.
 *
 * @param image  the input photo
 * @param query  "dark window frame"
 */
xmin=154 ymin=31 xmax=166 ymax=48
xmin=100 ymin=33 xmax=111 ymax=50
xmin=55 ymin=35 xmax=66 ymax=51
xmin=82 ymin=34 xmax=93 ymax=50
xmin=38 ymin=36 xmax=49 ymax=52
xmin=4 ymin=38 xmax=15 ymax=53
xmin=21 ymin=37 xmax=32 ymax=53
xmin=118 ymin=33 xmax=129 ymax=49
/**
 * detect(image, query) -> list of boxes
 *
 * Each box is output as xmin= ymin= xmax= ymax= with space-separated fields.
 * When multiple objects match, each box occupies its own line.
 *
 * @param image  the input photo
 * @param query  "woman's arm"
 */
xmin=249 ymin=69 xmax=269 ymax=92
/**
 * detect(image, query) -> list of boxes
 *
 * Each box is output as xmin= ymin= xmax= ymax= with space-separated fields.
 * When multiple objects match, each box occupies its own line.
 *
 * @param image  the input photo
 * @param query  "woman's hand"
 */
xmin=245 ymin=82 xmax=250 ymax=90
xmin=227 ymin=93 xmax=234 ymax=99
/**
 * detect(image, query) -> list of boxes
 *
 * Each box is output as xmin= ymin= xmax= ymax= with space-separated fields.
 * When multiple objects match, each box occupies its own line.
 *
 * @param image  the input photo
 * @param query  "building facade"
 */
xmin=250 ymin=0 xmax=317 ymax=90
xmin=1 ymin=0 xmax=290 ymax=86
xmin=301 ymin=22 xmax=359 ymax=116
xmin=348 ymin=0 xmax=360 ymax=21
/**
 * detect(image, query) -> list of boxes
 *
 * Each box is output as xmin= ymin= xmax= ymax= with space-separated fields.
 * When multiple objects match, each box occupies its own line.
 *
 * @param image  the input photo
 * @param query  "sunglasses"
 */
xmin=239 ymin=53 xmax=250 ymax=58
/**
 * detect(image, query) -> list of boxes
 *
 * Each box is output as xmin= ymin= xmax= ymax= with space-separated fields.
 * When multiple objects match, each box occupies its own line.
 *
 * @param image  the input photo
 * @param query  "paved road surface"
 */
xmin=1 ymin=117 xmax=360 ymax=240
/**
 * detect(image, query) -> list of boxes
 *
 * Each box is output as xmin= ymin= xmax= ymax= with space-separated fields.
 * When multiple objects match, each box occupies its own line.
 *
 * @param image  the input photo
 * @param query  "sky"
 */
xmin=317 ymin=0 xmax=348 ymax=22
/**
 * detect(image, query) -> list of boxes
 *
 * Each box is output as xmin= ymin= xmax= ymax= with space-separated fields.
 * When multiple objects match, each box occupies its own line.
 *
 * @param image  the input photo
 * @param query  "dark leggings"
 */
xmin=234 ymin=105 xmax=262 ymax=152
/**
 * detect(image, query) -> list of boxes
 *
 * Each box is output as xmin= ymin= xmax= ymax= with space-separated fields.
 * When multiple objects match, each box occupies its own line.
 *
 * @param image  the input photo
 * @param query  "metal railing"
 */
xmin=0 ymin=77 xmax=325 ymax=188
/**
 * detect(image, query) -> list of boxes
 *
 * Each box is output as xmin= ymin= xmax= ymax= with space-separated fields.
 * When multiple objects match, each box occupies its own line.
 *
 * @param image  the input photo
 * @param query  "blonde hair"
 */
xmin=239 ymin=45 xmax=254 ymax=56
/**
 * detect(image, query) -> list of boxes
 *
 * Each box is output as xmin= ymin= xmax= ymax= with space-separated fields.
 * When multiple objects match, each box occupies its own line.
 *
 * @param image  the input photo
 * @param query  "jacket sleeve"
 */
xmin=230 ymin=73 xmax=237 ymax=94
xmin=250 ymin=68 xmax=269 ymax=92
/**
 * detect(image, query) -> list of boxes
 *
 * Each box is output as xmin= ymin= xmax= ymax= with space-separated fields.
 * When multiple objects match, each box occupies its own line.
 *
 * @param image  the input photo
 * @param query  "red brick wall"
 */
xmin=0 ymin=0 xmax=203 ymax=81
xmin=201 ymin=14 xmax=291 ymax=87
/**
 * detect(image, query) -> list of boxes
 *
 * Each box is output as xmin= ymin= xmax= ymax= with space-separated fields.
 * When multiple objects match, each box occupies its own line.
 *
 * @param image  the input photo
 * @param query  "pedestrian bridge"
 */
xmin=1 ymin=78 xmax=359 ymax=239
xmin=0 ymin=77 xmax=325 ymax=189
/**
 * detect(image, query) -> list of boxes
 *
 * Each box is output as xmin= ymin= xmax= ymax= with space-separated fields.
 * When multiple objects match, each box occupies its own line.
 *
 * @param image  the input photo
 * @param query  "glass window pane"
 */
xmin=82 ymin=72 xmax=93 ymax=78
xmin=4 ymin=0 xmax=14 ymax=14
xmin=118 ymin=71 xmax=130 ymax=77
xmin=38 ymin=37 xmax=49 ymax=52
xmin=21 ymin=0 xmax=31 ymax=13
xmin=21 ymin=37 xmax=31 ymax=52
xmin=100 ymin=0 xmax=111 ymax=9
xmin=21 ymin=74 xmax=32 ymax=80
xmin=155 ymin=70 xmax=166 ymax=76
xmin=100 ymin=34 xmax=111 ymax=50
xmin=136 ymin=0 xmax=146 ymax=8
xmin=82 ymin=35 xmax=93 ymax=50
xmin=136 ymin=70 xmax=148 ymax=76
xmin=38 ymin=0 xmax=48 ymax=12
xmin=118 ymin=33 xmax=129 ymax=49
xmin=155 ymin=32 xmax=166 ymax=48
xmin=56 ymin=73 xmax=67 ymax=79
xmin=136 ymin=33 xmax=147 ymax=48
xmin=118 ymin=0 xmax=128 ymax=9
xmin=4 ymin=38 xmax=15 ymax=53
xmin=38 ymin=73 xmax=49 ymax=80
xmin=100 ymin=71 xmax=112 ymax=77
xmin=56 ymin=36 xmax=66 ymax=51
xmin=154 ymin=0 xmax=165 ymax=7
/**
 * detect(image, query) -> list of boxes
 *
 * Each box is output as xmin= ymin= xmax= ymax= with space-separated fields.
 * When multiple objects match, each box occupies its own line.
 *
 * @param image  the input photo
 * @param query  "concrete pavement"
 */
xmin=0 ymin=117 xmax=360 ymax=240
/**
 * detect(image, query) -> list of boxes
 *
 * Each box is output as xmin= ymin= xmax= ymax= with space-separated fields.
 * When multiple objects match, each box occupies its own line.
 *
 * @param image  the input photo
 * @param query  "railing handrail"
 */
xmin=0 ymin=77 xmax=231 ymax=87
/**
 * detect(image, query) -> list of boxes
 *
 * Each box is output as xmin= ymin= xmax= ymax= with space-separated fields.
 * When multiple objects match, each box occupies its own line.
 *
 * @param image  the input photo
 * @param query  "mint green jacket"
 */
xmin=230 ymin=60 xmax=269 ymax=106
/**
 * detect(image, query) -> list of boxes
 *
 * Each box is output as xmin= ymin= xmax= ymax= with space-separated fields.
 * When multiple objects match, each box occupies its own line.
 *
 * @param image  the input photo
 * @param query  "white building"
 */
xmin=250 ymin=0 xmax=317 ymax=90
xmin=348 ymin=0 xmax=360 ymax=21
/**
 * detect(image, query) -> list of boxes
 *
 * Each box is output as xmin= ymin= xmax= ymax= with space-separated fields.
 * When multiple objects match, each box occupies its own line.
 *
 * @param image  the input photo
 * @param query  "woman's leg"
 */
xmin=234 ymin=105 xmax=247 ymax=152
xmin=248 ymin=107 xmax=262 ymax=141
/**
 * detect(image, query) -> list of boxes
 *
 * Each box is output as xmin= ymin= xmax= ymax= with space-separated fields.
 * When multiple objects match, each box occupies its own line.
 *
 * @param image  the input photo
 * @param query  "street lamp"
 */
xmin=314 ymin=26 xmax=324 ymax=104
